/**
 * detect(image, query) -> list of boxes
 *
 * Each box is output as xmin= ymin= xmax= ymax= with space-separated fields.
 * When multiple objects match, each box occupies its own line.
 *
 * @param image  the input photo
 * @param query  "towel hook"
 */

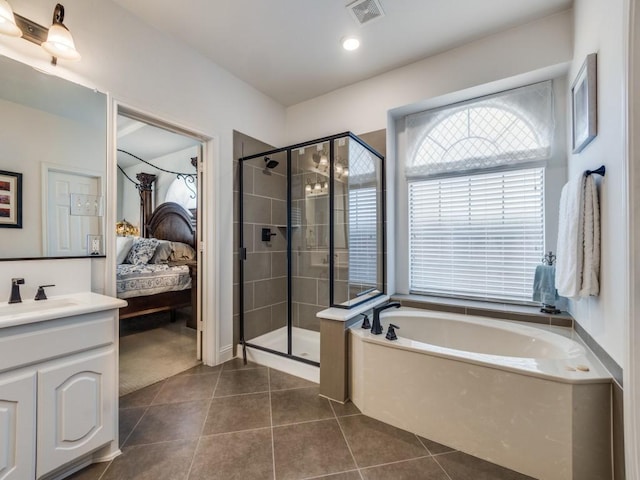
xmin=585 ymin=165 xmax=605 ymax=177
xmin=542 ymin=251 xmax=556 ymax=266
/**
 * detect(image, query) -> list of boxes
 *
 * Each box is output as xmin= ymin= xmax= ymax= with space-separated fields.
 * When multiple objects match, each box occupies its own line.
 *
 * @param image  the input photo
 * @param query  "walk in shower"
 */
xmin=238 ymin=132 xmax=385 ymax=367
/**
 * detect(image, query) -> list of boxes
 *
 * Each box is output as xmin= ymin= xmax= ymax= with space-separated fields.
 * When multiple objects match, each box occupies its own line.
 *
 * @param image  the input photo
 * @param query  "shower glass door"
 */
xmin=239 ymin=150 xmax=289 ymax=357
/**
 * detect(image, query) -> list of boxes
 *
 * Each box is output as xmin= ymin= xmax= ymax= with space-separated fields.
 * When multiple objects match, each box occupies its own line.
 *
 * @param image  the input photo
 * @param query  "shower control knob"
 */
xmin=261 ymin=228 xmax=277 ymax=242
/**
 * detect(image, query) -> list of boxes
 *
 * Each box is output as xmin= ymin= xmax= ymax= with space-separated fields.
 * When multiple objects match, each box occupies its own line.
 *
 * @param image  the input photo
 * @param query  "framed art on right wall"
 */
xmin=571 ymin=53 xmax=597 ymax=153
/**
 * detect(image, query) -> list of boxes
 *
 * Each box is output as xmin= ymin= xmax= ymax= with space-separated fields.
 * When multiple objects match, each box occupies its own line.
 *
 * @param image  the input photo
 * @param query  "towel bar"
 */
xmin=585 ymin=165 xmax=605 ymax=177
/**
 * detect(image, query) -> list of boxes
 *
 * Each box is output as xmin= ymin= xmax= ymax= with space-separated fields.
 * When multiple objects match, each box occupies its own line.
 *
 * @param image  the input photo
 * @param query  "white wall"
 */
xmin=567 ymin=0 xmax=627 ymax=368
xmin=285 ymin=10 xmax=573 ymax=143
xmin=0 ymin=0 xmax=287 ymax=359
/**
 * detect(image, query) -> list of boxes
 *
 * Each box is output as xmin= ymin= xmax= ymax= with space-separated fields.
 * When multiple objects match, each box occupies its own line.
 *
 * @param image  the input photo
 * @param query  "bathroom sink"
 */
xmin=0 ymin=298 xmax=81 ymax=316
xmin=0 ymin=293 xmax=126 ymax=328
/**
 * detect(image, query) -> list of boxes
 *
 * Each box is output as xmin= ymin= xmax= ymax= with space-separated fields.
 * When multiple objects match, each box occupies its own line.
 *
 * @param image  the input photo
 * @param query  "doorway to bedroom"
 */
xmin=115 ymin=109 xmax=204 ymax=396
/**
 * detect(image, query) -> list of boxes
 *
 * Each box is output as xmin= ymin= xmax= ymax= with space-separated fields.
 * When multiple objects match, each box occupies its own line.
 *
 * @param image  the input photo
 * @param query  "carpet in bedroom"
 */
xmin=119 ymin=310 xmax=199 ymax=396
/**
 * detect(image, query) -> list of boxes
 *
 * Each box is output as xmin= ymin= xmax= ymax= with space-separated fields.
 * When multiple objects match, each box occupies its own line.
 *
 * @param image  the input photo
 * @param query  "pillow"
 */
xmin=115 ymin=236 xmax=134 ymax=265
xmin=126 ymin=238 xmax=159 ymax=265
xmin=169 ymin=241 xmax=196 ymax=261
xmin=150 ymin=240 xmax=173 ymax=264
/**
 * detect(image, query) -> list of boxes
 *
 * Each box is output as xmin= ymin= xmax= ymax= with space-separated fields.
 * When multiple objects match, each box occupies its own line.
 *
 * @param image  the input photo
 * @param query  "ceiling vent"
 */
xmin=347 ymin=0 xmax=385 ymax=26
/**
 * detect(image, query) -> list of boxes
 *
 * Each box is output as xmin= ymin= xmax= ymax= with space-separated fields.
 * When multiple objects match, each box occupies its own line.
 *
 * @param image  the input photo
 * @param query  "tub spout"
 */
xmin=371 ymin=302 xmax=401 ymax=335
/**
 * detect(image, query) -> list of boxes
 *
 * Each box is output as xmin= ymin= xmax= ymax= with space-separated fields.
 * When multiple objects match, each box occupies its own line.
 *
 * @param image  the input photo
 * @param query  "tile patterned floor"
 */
xmin=68 ymin=359 xmax=535 ymax=480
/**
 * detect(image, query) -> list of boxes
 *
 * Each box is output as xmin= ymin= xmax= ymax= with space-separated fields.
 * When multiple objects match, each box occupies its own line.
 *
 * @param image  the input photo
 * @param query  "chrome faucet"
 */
xmin=371 ymin=301 xmax=401 ymax=335
xmin=9 ymin=278 xmax=25 ymax=304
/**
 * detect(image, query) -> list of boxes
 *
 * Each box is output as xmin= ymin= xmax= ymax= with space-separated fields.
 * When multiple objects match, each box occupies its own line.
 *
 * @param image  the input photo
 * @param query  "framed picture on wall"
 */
xmin=0 ymin=170 xmax=22 ymax=228
xmin=571 ymin=53 xmax=597 ymax=153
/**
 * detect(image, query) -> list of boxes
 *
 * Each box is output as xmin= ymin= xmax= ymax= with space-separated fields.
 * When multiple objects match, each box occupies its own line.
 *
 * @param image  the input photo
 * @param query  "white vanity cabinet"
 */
xmin=0 ymin=295 xmax=122 ymax=480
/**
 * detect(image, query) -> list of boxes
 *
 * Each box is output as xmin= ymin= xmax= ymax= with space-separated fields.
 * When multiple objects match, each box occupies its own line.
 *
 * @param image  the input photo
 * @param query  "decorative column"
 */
xmin=136 ymin=172 xmax=156 ymax=237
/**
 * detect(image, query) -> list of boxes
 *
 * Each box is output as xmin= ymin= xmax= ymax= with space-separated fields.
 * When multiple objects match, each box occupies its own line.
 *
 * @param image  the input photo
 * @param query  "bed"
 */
xmin=117 ymin=202 xmax=198 ymax=328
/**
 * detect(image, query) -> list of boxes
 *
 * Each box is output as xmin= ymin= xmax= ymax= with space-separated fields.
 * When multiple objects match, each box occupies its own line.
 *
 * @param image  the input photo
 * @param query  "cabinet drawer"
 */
xmin=0 ymin=311 xmax=115 ymax=373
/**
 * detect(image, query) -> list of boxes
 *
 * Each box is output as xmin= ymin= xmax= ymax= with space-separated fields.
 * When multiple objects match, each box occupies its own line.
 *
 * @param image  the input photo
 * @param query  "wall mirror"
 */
xmin=0 ymin=55 xmax=107 ymax=259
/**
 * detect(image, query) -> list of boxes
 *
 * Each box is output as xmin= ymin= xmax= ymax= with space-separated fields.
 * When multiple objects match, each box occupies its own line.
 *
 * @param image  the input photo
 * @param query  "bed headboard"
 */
xmin=145 ymin=202 xmax=195 ymax=247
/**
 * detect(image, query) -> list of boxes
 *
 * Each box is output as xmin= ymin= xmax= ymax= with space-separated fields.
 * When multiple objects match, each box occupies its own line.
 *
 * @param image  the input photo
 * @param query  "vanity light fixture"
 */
xmin=2 ymin=2 xmax=81 ymax=65
xmin=41 ymin=4 xmax=80 ymax=63
xmin=305 ymin=179 xmax=312 ymax=193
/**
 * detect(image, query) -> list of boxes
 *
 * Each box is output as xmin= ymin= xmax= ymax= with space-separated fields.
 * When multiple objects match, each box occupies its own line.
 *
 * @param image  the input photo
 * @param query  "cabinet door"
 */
xmin=0 ymin=371 xmax=36 ymax=480
xmin=36 ymin=349 xmax=115 ymax=478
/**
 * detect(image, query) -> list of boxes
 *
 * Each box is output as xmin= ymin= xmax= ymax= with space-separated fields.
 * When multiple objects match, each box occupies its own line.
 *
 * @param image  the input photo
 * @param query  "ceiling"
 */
xmin=111 ymin=0 xmax=572 ymax=106
xmin=117 ymin=115 xmax=201 ymax=168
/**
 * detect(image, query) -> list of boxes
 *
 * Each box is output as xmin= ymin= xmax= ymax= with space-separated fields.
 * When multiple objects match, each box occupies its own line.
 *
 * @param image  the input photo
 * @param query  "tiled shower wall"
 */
xmin=291 ymin=158 xmax=330 ymax=332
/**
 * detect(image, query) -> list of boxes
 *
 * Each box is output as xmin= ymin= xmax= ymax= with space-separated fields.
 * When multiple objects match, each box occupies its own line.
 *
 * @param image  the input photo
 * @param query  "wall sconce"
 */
xmin=0 ymin=2 xmax=80 ymax=65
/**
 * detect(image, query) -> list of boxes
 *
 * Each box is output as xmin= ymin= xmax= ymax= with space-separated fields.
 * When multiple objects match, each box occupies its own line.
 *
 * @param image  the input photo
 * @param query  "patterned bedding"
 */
xmin=116 ymin=263 xmax=191 ymax=299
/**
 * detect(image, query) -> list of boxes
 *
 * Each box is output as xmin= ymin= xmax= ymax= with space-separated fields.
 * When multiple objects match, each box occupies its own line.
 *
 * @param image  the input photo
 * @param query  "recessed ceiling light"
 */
xmin=342 ymin=36 xmax=360 ymax=51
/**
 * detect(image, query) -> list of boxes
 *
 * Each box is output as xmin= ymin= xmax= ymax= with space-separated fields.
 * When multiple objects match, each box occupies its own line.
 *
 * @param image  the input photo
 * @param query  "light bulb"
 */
xmin=42 ymin=24 xmax=80 ymax=61
xmin=0 ymin=0 xmax=21 ymax=37
xmin=342 ymin=37 xmax=360 ymax=51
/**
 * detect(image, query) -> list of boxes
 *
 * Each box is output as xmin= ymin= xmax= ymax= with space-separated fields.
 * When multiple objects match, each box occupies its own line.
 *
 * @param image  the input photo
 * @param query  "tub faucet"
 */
xmin=9 ymin=278 xmax=25 ymax=304
xmin=371 ymin=301 xmax=401 ymax=335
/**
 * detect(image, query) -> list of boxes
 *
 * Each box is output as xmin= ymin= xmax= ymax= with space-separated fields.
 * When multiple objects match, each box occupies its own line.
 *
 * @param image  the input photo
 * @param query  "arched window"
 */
xmin=406 ymin=81 xmax=553 ymax=179
xmin=405 ymin=81 xmax=553 ymax=303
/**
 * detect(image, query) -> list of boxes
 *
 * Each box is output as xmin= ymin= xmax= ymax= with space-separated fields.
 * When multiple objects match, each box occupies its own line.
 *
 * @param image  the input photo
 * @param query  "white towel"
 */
xmin=555 ymin=173 xmax=601 ymax=298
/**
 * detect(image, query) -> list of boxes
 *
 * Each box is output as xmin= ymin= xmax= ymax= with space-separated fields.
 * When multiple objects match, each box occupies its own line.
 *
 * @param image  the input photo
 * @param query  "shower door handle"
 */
xmin=240 ymin=247 xmax=247 ymax=261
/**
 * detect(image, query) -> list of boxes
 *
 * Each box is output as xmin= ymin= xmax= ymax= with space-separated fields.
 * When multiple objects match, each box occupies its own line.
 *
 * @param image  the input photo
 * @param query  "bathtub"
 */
xmin=349 ymin=308 xmax=612 ymax=480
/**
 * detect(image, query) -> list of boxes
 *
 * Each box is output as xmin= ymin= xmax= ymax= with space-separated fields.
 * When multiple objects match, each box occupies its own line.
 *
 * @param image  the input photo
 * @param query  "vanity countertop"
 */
xmin=0 ymin=292 xmax=127 ymax=329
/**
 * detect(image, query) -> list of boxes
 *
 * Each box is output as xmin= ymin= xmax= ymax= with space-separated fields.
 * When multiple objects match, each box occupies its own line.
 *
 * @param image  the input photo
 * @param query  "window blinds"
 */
xmin=348 ymin=187 xmax=379 ymax=285
xmin=409 ymin=167 xmax=545 ymax=303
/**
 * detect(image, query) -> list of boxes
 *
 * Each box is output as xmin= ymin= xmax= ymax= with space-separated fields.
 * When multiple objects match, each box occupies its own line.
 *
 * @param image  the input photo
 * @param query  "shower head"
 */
xmin=264 ymin=157 xmax=279 ymax=169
